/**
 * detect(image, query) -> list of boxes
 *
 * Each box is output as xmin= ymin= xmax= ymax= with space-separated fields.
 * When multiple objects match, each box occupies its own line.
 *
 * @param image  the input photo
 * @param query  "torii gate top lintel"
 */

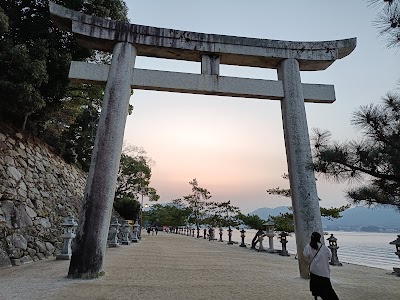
xmin=49 ymin=2 xmax=356 ymax=71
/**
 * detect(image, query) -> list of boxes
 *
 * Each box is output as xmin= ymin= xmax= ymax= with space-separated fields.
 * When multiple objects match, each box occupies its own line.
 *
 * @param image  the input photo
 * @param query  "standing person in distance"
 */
xmin=303 ymin=231 xmax=339 ymax=300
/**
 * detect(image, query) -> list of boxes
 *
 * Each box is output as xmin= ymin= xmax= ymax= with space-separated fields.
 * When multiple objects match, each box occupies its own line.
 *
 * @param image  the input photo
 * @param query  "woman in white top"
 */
xmin=303 ymin=231 xmax=339 ymax=300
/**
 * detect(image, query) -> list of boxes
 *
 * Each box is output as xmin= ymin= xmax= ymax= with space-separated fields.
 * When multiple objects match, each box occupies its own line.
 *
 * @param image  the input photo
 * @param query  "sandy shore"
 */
xmin=0 ymin=232 xmax=399 ymax=300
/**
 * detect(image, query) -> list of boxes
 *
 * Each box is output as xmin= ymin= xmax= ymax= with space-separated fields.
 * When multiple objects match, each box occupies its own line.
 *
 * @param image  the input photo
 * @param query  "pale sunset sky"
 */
xmin=121 ymin=1 xmax=398 ymax=213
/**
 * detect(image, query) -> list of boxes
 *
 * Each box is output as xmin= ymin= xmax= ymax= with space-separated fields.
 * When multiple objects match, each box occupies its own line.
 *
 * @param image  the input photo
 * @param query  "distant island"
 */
xmin=250 ymin=206 xmax=400 ymax=233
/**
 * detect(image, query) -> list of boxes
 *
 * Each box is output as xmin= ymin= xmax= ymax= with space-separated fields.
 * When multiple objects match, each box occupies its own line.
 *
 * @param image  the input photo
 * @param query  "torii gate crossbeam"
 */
xmin=49 ymin=2 xmax=356 ymax=279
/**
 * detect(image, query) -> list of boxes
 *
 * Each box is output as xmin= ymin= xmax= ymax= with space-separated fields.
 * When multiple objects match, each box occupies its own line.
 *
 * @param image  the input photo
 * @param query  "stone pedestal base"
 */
xmin=56 ymin=254 xmax=72 ymax=260
xmin=11 ymin=255 xmax=34 ymax=266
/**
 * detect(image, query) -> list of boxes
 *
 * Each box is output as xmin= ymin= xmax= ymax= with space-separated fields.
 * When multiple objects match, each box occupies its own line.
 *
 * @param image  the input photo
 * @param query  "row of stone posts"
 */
xmin=173 ymin=224 xmax=347 ymax=266
xmin=56 ymin=216 xmax=400 ymax=276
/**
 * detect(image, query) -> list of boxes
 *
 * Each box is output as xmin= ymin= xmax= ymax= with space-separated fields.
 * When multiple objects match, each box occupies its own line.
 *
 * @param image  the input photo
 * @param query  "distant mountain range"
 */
xmin=250 ymin=206 xmax=400 ymax=231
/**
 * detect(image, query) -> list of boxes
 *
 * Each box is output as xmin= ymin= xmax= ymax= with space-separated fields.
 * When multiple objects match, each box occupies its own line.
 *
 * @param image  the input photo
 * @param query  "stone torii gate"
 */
xmin=49 ymin=2 xmax=356 ymax=279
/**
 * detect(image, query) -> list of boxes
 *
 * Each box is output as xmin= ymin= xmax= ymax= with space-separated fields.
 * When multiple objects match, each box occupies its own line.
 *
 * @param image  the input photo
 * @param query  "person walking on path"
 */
xmin=303 ymin=231 xmax=339 ymax=300
xmin=155 ymin=227 xmax=158 ymax=235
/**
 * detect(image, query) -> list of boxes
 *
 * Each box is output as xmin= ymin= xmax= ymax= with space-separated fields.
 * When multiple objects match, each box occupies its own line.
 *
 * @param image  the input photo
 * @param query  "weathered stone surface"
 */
xmin=0 ymin=248 xmax=11 ymax=268
xmin=34 ymin=218 xmax=51 ymax=228
xmin=17 ymin=157 xmax=27 ymax=168
xmin=7 ymin=166 xmax=22 ymax=181
xmin=17 ymin=147 xmax=27 ymax=158
xmin=8 ymin=138 xmax=15 ymax=145
xmin=5 ymin=156 xmax=14 ymax=166
xmin=35 ymin=161 xmax=45 ymax=172
xmin=35 ymin=240 xmax=47 ymax=253
xmin=15 ymin=205 xmax=33 ymax=227
xmin=27 ymin=247 xmax=36 ymax=256
xmin=49 ymin=2 xmax=356 ymax=71
xmin=25 ymin=205 xmax=37 ymax=218
xmin=8 ymin=247 xmax=23 ymax=259
xmin=45 ymin=242 xmax=55 ymax=252
xmin=1 ymin=200 xmax=15 ymax=227
xmin=10 ymin=233 xmax=28 ymax=250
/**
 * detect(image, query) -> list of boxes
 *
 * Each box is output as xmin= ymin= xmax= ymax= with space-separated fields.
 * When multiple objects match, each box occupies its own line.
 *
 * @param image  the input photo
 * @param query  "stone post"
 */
xmin=68 ymin=42 xmax=137 ymax=279
xmin=121 ymin=220 xmax=131 ymax=245
xmin=218 ymin=227 xmax=223 ymax=242
xmin=56 ymin=216 xmax=78 ymax=260
xmin=279 ymin=232 xmax=290 ymax=257
xmin=108 ymin=217 xmax=121 ymax=248
xmin=131 ymin=221 xmax=139 ymax=243
xmin=277 ymin=58 xmax=323 ymax=278
xmin=239 ymin=228 xmax=246 ymax=248
xmin=227 ymin=226 xmax=234 ymax=245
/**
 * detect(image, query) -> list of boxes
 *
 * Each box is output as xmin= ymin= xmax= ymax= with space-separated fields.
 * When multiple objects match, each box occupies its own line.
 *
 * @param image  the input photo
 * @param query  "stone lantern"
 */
xmin=239 ymin=224 xmax=246 ymax=248
xmin=218 ymin=227 xmax=224 ymax=242
xmin=264 ymin=220 xmax=276 ymax=253
xmin=108 ymin=217 xmax=121 ymax=247
xmin=121 ymin=220 xmax=131 ymax=245
xmin=389 ymin=235 xmax=400 ymax=276
xmin=131 ymin=220 xmax=140 ymax=243
xmin=191 ymin=224 xmax=196 ymax=237
xmin=56 ymin=216 xmax=78 ymax=260
xmin=278 ymin=232 xmax=290 ymax=256
xmin=227 ymin=226 xmax=234 ymax=245
xmin=327 ymin=234 xmax=342 ymax=266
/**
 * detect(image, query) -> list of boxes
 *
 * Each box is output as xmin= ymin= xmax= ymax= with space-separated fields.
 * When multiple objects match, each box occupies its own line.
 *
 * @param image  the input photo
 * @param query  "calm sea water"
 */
xmin=228 ymin=229 xmax=400 ymax=271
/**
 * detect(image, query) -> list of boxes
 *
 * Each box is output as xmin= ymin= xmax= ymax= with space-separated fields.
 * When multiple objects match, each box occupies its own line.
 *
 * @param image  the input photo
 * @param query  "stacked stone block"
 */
xmin=0 ymin=124 xmax=86 ymax=267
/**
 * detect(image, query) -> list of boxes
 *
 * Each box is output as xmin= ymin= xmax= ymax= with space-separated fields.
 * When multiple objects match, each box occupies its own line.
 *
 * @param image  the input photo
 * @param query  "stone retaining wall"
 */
xmin=0 ymin=124 xmax=86 ymax=267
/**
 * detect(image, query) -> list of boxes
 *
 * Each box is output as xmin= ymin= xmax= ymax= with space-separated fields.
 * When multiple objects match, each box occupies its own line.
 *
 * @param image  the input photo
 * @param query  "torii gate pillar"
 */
xmin=278 ymin=58 xmax=323 ymax=278
xmin=68 ymin=42 xmax=136 ymax=278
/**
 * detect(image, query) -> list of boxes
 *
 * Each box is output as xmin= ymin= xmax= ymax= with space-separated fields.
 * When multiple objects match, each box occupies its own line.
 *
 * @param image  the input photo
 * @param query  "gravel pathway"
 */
xmin=0 ymin=232 xmax=399 ymax=300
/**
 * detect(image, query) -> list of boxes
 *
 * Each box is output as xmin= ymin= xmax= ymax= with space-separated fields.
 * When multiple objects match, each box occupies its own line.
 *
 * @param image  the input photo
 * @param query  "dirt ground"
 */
xmin=0 ymin=232 xmax=399 ymax=300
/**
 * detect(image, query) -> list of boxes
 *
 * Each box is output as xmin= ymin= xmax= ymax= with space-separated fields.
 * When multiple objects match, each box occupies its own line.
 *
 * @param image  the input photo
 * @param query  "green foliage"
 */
xmin=237 ymin=213 xmax=266 ymax=230
xmin=0 ymin=0 xmax=128 ymax=169
xmin=144 ymin=202 xmax=191 ymax=227
xmin=115 ymin=145 xmax=159 ymax=203
xmin=113 ymin=197 xmax=140 ymax=221
xmin=320 ymin=205 xmax=350 ymax=220
xmin=183 ymin=179 xmax=211 ymax=225
xmin=267 ymin=173 xmax=350 ymax=216
xmin=312 ymin=93 xmax=400 ymax=210
xmin=368 ymin=0 xmax=400 ymax=47
xmin=204 ymin=200 xmax=241 ymax=227
xmin=270 ymin=212 xmax=295 ymax=232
